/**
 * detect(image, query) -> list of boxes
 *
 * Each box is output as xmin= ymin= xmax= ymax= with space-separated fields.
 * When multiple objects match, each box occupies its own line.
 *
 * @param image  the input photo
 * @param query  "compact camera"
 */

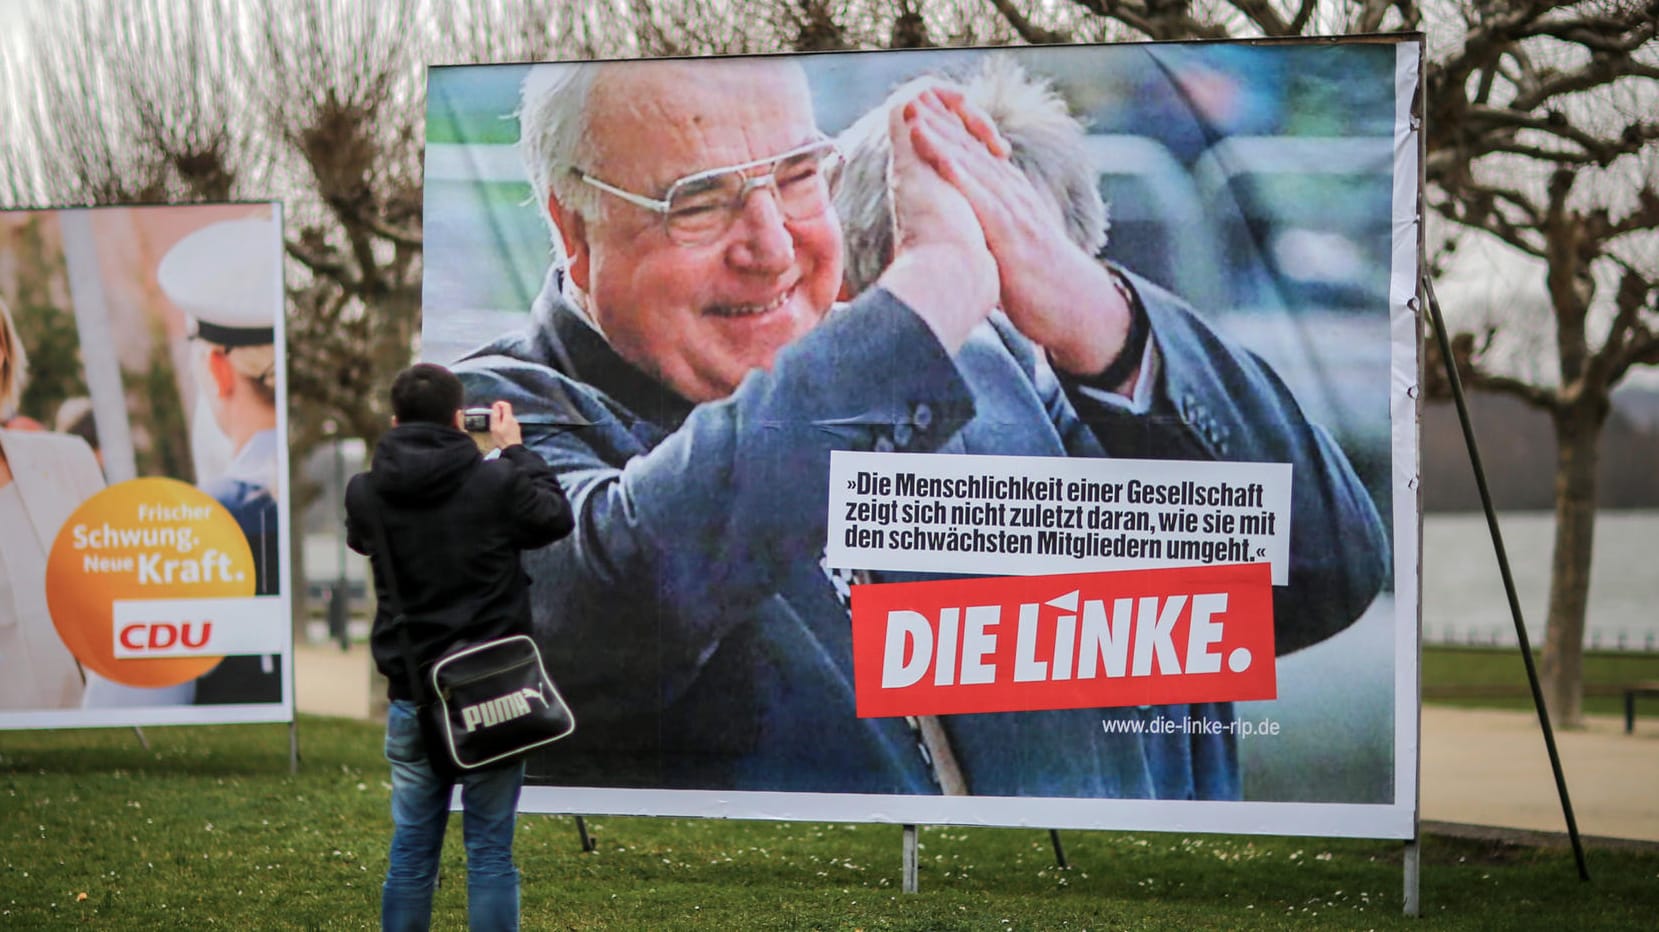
xmin=462 ymin=407 xmax=493 ymax=433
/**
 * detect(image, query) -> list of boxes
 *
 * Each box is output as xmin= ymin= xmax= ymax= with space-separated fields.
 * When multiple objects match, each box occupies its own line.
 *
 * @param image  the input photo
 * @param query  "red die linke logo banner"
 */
xmin=849 ymin=563 xmax=1274 ymax=718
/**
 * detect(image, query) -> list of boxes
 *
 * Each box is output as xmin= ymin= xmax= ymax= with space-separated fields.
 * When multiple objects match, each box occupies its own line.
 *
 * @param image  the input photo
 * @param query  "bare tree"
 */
xmin=1414 ymin=0 xmax=1659 ymax=725
xmin=246 ymin=0 xmax=427 ymax=459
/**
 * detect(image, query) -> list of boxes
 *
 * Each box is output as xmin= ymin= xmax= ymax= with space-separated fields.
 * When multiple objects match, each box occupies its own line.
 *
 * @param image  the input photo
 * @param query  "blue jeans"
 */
xmin=382 ymin=699 xmax=525 ymax=931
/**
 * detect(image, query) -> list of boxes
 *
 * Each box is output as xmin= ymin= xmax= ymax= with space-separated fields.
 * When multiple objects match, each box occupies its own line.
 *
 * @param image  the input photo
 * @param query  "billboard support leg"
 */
xmin=575 ymin=816 xmax=595 ymax=853
xmin=1403 ymin=837 xmax=1420 ymax=916
xmin=902 ymin=824 xmax=918 ymax=893
xmin=131 ymin=727 xmax=149 ymax=751
xmin=1423 ymin=280 xmax=1589 ymax=882
xmin=289 ymin=721 xmax=299 ymax=773
xmin=1049 ymin=829 xmax=1068 ymax=869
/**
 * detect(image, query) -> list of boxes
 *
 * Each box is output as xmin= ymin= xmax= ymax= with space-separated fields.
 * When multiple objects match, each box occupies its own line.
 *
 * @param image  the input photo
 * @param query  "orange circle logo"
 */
xmin=46 ymin=478 xmax=256 ymax=687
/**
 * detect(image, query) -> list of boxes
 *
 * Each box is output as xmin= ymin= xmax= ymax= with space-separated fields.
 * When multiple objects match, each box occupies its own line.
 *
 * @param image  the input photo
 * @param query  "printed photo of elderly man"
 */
xmin=422 ymin=43 xmax=1408 ymax=809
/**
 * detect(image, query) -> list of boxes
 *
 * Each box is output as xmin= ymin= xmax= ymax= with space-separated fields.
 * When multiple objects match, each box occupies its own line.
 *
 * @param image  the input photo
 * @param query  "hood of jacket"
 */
xmin=368 ymin=422 xmax=481 ymax=504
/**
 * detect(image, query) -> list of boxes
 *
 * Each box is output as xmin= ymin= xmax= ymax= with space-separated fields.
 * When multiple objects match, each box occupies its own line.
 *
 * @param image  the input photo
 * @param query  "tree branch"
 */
xmin=1528 ymin=6 xmax=1659 ymax=55
xmin=1511 ymin=52 xmax=1659 ymax=113
xmin=1230 ymin=0 xmax=1288 ymax=36
xmin=1482 ymin=140 xmax=1602 ymax=166
xmin=1062 ymin=0 xmax=1226 ymax=41
xmin=1461 ymin=366 xmax=1561 ymax=411
xmin=1607 ymin=185 xmax=1659 ymax=239
xmin=285 ymin=236 xmax=355 ymax=286
xmin=986 ymin=0 xmax=1068 ymax=44
xmin=1354 ymin=0 xmax=1399 ymax=34
xmin=1593 ymin=264 xmax=1658 ymax=385
xmin=1460 ymin=104 xmax=1650 ymax=166
xmin=319 ymin=191 xmax=424 ymax=249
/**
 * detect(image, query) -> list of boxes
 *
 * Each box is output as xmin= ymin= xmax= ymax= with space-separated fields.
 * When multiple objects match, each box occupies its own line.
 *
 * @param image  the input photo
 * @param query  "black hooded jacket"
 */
xmin=345 ymin=422 xmax=573 ymax=701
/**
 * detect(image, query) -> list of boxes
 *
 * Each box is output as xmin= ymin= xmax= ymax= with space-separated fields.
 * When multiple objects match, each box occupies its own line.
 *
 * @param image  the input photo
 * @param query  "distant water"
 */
xmin=1423 ymin=510 xmax=1659 ymax=652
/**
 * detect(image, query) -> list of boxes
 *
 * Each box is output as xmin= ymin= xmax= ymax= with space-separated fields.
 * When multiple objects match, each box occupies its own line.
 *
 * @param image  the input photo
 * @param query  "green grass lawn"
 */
xmin=3 ymin=716 xmax=1657 ymax=930
xmin=1423 ymin=645 xmax=1659 ymax=718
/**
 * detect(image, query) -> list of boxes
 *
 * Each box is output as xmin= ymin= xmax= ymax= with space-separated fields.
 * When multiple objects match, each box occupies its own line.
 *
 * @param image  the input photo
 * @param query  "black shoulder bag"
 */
xmin=364 ymin=491 xmax=575 ymax=772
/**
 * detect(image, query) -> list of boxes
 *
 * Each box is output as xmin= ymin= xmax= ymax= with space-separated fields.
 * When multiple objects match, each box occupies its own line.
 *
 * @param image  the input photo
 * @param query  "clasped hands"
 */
xmin=877 ymin=83 xmax=1137 ymax=390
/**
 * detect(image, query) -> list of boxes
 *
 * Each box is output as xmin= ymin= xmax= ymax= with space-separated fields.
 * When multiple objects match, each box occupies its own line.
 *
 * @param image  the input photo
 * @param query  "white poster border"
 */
xmin=519 ymin=785 xmax=1415 ymax=839
xmin=0 ymin=202 xmax=295 ymax=731
xmin=434 ymin=36 xmax=1425 ymax=841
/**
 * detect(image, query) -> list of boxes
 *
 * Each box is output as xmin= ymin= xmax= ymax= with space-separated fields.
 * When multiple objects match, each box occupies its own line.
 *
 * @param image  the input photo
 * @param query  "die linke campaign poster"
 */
xmin=0 ymin=203 xmax=292 ymax=729
xmin=420 ymin=38 xmax=1422 ymax=839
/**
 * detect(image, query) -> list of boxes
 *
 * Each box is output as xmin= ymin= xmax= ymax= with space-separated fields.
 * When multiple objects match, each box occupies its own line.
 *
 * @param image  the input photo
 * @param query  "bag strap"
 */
xmin=360 ymin=483 xmax=429 ymax=705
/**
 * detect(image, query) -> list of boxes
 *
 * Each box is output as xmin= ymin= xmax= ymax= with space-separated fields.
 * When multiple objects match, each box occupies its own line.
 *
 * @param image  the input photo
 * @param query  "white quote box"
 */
xmin=826 ymin=451 xmax=1292 ymax=584
xmin=111 ymin=597 xmax=287 ymax=658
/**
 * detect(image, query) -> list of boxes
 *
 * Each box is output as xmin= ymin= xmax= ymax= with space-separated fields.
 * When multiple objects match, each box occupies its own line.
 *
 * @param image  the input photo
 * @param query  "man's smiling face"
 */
xmin=561 ymin=61 xmax=845 ymax=403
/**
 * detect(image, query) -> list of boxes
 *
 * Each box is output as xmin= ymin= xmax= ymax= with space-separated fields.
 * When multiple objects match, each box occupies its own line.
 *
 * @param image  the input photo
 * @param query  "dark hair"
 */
xmin=390 ymin=363 xmax=464 ymax=426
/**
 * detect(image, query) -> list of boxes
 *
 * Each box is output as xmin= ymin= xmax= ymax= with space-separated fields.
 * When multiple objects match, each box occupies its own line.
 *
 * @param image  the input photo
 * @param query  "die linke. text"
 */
xmin=848 ymin=563 xmax=1275 ymax=717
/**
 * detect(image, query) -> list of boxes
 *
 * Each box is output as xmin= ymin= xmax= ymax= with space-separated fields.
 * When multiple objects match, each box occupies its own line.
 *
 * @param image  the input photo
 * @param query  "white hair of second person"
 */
xmin=518 ymin=62 xmax=605 ymax=241
xmin=834 ymin=56 xmax=1109 ymax=297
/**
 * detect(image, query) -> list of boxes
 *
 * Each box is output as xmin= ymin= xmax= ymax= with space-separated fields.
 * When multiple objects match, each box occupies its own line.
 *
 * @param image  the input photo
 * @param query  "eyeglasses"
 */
xmin=574 ymin=138 xmax=840 ymax=247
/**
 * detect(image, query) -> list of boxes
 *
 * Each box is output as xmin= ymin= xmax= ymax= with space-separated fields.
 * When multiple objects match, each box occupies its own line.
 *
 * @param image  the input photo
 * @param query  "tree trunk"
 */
xmin=1539 ymin=407 xmax=1602 ymax=728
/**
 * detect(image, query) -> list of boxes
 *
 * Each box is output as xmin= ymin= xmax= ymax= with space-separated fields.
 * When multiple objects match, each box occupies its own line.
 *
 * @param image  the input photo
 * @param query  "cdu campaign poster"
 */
xmin=420 ymin=38 xmax=1422 ymax=839
xmin=0 ymin=203 xmax=292 ymax=729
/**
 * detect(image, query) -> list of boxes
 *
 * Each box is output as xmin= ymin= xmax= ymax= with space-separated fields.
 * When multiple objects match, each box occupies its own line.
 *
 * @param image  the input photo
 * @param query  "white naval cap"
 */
xmin=158 ymin=216 xmax=280 ymax=348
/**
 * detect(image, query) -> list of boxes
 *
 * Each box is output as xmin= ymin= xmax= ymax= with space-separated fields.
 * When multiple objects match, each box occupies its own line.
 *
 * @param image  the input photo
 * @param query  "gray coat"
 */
xmin=454 ymin=271 xmax=1388 ymax=798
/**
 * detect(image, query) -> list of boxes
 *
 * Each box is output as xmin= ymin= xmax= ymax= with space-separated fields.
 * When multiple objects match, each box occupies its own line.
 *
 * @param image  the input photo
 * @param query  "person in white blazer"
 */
xmin=0 ymin=296 xmax=106 ymax=710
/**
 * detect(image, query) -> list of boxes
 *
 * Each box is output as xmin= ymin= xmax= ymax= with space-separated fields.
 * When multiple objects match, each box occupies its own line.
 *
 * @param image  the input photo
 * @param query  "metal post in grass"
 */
xmin=902 ymin=824 xmax=918 ymax=892
xmin=1423 ymin=279 xmax=1589 ymax=882
xmin=1404 ymin=835 xmax=1420 ymax=917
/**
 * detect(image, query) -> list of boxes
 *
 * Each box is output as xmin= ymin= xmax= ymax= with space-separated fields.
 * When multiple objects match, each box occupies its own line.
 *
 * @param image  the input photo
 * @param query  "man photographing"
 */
xmin=346 ymin=363 xmax=573 ymax=931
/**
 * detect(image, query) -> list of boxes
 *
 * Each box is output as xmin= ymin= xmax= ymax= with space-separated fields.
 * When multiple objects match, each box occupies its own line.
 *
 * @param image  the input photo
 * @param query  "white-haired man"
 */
xmin=454 ymin=56 xmax=1386 ymax=799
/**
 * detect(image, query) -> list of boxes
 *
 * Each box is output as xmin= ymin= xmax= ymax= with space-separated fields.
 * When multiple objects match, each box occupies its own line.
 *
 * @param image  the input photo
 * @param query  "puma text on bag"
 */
xmin=430 ymin=635 xmax=574 ymax=770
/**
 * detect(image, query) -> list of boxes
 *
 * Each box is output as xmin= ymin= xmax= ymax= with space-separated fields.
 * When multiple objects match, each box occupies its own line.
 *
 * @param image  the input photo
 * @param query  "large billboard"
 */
xmin=421 ymin=38 xmax=1421 ymax=838
xmin=0 ymin=203 xmax=292 ymax=728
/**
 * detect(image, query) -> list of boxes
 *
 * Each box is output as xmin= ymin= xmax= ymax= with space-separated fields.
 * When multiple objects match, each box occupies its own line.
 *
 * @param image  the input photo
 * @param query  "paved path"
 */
xmin=295 ymin=642 xmax=379 ymax=721
xmin=1421 ymin=704 xmax=1658 ymax=842
xmin=295 ymin=644 xmax=1659 ymax=842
